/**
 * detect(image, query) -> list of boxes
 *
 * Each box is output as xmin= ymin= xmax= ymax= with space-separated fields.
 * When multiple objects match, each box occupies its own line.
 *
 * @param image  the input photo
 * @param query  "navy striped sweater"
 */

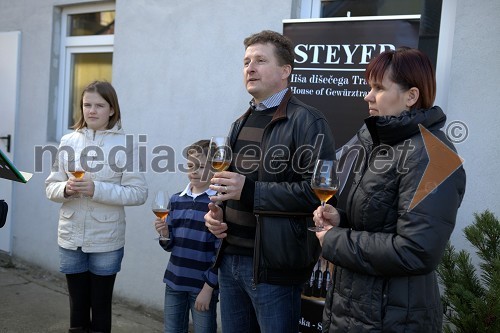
xmin=160 ymin=191 xmax=219 ymax=292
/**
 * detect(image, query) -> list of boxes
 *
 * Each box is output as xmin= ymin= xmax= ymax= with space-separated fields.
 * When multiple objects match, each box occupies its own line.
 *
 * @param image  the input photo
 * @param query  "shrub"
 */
xmin=437 ymin=210 xmax=500 ymax=333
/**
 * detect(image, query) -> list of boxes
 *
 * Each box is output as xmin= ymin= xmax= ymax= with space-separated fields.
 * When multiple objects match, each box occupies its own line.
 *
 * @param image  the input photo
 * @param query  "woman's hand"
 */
xmin=313 ymin=204 xmax=340 ymax=246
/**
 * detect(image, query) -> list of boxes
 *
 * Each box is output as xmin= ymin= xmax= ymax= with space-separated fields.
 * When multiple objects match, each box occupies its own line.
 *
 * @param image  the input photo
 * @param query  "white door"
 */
xmin=0 ymin=31 xmax=21 ymax=254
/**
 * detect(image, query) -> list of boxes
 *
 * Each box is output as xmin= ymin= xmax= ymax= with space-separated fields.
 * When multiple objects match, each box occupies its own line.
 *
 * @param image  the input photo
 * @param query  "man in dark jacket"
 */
xmin=204 ymin=30 xmax=336 ymax=332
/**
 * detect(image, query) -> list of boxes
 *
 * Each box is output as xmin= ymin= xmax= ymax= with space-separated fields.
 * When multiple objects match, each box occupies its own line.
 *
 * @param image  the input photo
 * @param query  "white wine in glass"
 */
xmin=152 ymin=190 xmax=170 ymax=241
xmin=210 ymin=136 xmax=232 ymax=172
xmin=209 ymin=136 xmax=232 ymax=204
xmin=68 ymin=164 xmax=85 ymax=198
xmin=70 ymin=170 xmax=85 ymax=179
xmin=308 ymin=159 xmax=339 ymax=232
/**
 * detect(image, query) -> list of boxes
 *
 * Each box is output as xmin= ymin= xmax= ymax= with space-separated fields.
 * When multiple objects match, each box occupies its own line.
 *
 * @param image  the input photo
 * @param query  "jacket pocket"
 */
xmin=59 ymin=208 xmax=75 ymax=240
xmin=88 ymin=211 xmax=121 ymax=242
xmin=259 ymin=215 xmax=318 ymax=270
xmin=90 ymin=211 xmax=119 ymax=223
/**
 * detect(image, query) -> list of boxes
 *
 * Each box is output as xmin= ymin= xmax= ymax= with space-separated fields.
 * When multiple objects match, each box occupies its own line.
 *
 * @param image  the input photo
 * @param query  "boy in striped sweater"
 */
xmin=154 ymin=140 xmax=219 ymax=333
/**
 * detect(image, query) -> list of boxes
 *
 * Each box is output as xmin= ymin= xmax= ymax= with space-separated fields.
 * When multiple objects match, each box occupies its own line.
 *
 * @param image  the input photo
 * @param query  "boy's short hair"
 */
xmin=184 ymin=140 xmax=210 ymax=158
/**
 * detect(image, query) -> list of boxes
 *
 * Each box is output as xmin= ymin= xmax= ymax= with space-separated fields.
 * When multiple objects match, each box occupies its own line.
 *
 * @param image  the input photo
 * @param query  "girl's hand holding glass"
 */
xmin=66 ymin=170 xmax=94 ymax=198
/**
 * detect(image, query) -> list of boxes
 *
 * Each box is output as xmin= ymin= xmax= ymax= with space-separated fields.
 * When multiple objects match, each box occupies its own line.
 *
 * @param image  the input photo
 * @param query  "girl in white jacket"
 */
xmin=46 ymin=81 xmax=148 ymax=333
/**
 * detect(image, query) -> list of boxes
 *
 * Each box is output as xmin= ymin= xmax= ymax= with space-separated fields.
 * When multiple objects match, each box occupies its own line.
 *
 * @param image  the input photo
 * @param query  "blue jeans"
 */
xmin=218 ymin=255 xmax=302 ymax=333
xmin=59 ymin=246 xmax=124 ymax=275
xmin=163 ymin=284 xmax=218 ymax=333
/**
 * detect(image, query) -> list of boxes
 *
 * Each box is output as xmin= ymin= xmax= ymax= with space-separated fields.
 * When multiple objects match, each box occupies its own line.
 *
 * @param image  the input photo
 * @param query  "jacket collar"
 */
xmin=237 ymin=88 xmax=293 ymax=123
xmin=77 ymin=123 xmax=124 ymax=139
xmin=364 ymin=106 xmax=446 ymax=146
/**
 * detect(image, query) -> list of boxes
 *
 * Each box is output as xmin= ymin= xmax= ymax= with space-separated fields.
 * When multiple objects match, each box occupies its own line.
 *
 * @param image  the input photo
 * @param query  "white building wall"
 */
xmin=0 ymin=0 xmax=295 ymax=310
xmin=0 ymin=0 xmax=499 ymax=312
xmin=110 ymin=0 xmax=295 ymax=309
xmin=446 ymin=0 xmax=500 ymax=249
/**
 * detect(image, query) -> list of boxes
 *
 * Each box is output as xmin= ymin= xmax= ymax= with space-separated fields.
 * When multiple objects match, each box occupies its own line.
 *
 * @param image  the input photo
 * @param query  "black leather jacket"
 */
xmin=215 ymin=89 xmax=336 ymax=285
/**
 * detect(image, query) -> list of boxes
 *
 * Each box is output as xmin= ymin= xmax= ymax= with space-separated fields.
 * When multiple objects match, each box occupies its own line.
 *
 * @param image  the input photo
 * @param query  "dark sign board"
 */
xmin=284 ymin=16 xmax=420 ymax=147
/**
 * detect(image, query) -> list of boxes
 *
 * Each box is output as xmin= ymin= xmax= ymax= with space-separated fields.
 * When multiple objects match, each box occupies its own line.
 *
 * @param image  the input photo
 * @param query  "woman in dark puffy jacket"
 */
xmin=313 ymin=47 xmax=466 ymax=333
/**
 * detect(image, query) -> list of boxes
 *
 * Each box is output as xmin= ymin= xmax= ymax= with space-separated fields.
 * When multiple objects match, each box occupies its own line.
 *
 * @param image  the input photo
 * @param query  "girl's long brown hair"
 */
xmin=72 ymin=81 xmax=121 ymax=130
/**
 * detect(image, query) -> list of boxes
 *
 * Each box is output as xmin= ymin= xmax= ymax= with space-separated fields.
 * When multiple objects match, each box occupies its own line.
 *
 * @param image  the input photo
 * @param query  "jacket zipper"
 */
xmin=346 ymin=131 xmax=371 ymax=219
xmin=253 ymin=213 xmax=261 ymax=286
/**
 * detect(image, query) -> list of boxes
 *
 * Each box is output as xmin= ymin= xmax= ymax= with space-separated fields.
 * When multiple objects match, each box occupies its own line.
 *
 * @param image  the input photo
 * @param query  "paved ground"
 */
xmin=0 ymin=252 xmax=164 ymax=333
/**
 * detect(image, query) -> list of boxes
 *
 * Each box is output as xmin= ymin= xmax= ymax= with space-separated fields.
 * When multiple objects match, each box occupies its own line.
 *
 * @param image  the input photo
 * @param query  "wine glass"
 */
xmin=209 ymin=136 xmax=232 ymax=203
xmin=68 ymin=161 xmax=85 ymax=198
xmin=308 ymin=159 xmax=339 ymax=232
xmin=210 ymin=136 xmax=232 ymax=173
xmin=152 ymin=190 xmax=171 ymax=241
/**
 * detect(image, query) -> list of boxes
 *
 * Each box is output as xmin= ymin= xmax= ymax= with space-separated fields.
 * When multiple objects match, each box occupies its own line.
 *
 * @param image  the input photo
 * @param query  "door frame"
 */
xmin=0 ymin=31 xmax=21 ymax=254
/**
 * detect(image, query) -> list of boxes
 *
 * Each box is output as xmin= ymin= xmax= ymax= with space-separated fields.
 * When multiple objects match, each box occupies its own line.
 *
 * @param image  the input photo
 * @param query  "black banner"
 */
xmin=284 ymin=16 xmax=420 ymax=148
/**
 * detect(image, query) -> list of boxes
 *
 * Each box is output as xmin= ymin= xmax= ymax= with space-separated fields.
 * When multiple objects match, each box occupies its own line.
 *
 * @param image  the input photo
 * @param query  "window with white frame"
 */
xmin=56 ymin=3 xmax=115 ymax=139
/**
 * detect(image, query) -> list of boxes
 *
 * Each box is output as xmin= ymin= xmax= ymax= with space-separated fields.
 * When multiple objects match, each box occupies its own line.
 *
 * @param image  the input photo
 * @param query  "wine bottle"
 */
xmin=321 ymin=262 xmax=331 ymax=298
xmin=312 ymin=259 xmax=323 ymax=298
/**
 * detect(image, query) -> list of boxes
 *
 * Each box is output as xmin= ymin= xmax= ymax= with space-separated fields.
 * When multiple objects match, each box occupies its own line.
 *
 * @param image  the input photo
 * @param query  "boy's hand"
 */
xmin=194 ymin=284 xmax=213 ymax=311
xmin=154 ymin=218 xmax=168 ymax=238
xmin=204 ymin=203 xmax=227 ymax=239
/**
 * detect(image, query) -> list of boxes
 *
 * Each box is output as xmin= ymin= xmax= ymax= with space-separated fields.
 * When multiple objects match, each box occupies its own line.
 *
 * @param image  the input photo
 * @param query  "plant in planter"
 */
xmin=437 ymin=210 xmax=500 ymax=333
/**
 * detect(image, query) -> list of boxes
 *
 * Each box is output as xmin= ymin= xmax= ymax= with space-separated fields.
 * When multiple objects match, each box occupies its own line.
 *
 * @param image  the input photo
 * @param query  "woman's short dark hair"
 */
xmin=365 ymin=47 xmax=436 ymax=109
xmin=73 ymin=81 xmax=121 ymax=130
xmin=244 ymin=30 xmax=295 ymax=70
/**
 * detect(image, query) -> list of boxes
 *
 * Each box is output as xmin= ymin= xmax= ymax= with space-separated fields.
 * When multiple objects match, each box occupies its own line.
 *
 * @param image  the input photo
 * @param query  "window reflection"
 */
xmin=68 ymin=53 xmax=113 ymax=129
xmin=68 ymin=11 xmax=115 ymax=36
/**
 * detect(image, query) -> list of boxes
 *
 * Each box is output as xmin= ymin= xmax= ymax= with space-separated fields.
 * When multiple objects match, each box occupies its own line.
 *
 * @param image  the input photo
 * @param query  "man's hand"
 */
xmin=204 ymin=203 xmax=227 ymax=239
xmin=209 ymin=171 xmax=245 ymax=202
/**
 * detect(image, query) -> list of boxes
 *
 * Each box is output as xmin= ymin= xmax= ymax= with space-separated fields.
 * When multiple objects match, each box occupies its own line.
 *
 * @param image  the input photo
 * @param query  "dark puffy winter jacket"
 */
xmin=322 ymin=107 xmax=466 ymax=333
